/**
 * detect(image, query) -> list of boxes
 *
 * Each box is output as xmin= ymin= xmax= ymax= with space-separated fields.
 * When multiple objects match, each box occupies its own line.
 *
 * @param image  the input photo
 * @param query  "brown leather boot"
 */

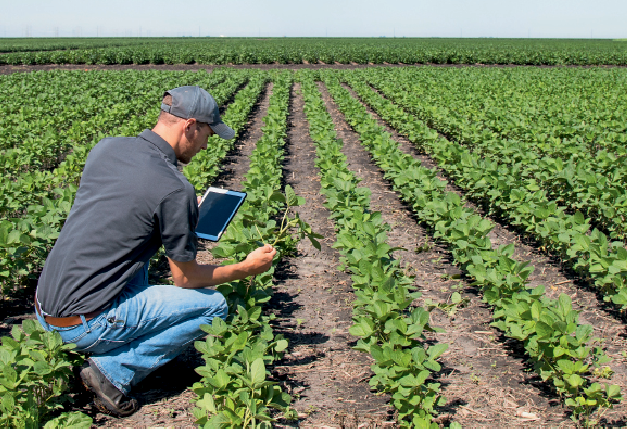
xmin=80 ymin=359 xmax=139 ymax=417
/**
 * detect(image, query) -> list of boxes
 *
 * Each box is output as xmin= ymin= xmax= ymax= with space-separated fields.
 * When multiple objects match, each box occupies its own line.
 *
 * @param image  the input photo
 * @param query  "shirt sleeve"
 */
xmin=154 ymin=188 xmax=198 ymax=262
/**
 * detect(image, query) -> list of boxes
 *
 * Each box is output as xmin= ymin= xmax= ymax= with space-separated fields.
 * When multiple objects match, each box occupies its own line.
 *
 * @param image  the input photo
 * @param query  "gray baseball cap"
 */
xmin=161 ymin=86 xmax=235 ymax=140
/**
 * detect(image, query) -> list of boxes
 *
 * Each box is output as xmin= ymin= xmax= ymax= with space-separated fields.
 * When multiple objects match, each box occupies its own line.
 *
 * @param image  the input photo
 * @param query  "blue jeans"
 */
xmin=35 ymin=265 xmax=227 ymax=395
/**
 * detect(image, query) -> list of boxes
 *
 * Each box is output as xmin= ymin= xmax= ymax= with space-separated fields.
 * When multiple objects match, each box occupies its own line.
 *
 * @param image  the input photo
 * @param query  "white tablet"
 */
xmin=196 ymin=187 xmax=247 ymax=241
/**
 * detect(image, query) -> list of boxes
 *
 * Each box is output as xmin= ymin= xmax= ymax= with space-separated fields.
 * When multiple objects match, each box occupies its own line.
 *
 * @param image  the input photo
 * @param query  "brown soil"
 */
xmin=268 ymin=82 xmax=394 ymax=427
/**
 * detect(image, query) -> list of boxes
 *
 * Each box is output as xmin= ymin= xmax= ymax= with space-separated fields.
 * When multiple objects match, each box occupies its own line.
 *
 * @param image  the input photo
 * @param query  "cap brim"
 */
xmin=210 ymin=122 xmax=235 ymax=140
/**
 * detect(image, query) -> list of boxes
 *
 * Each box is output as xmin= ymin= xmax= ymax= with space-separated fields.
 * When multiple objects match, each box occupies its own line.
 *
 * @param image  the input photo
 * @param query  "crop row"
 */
xmin=190 ymin=71 xmax=319 ymax=427
xmin=0 ymin=70 xmax=261 ymax=295
xmin=3 ymin=38 xmax=627 ymax=66
xmin=346 ymin=70 xmax=627 ymax=311
xmin=183 ymin=71 xmax=265 ymax=192
xmin=363 ymin=68 xmax=627 ymax=241
xmin=319 ymin=70 xmax=623 ymax=424
xmin=299 ymin=71 xmax=453 ymax=427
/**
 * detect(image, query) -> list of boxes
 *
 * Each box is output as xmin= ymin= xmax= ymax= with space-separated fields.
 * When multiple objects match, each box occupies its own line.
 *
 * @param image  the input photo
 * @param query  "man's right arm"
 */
xmin=168 ymin=244 xmax=276 ymax=289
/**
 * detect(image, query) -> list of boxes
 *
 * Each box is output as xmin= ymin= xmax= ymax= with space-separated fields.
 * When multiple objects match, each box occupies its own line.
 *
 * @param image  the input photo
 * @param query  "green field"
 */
xmin=1 ymin=66 xmax=626 ymax=426
xmin=1 ymin=37 xmax=627 ymax=65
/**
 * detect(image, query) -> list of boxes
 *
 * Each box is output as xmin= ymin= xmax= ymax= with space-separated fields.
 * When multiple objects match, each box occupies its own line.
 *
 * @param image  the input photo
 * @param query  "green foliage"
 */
xmin=299 ymin=71 xmax=452 ymax=428
xmin=184 ymin=71 xmax=268 ymax=191
xmin=323 ymin=69 xmax=623 ymax=424
xmin=0 ymin=320 xmax=91 ymax=428
xmin=190 ymin=71 xmax=320 ymax=427
xmin=2 ymin=38 xmax=627 ymax=66
xmin=42 ymin=411 xmax=93 ymax=429
xmin=360 ymin=67 xmax=627 ymax=311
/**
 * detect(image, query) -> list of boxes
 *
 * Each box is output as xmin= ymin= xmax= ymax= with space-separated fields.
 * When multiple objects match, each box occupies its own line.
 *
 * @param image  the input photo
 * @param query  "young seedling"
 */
xmin=249 ymin=184 xmax=323 ymax=253
xmin=424 ymin=292 xmax=470 ymax=317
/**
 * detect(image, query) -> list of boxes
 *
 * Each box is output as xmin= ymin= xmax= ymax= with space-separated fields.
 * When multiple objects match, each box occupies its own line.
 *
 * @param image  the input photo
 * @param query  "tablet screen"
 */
xmin=196 ymin=188 xmax=246 ymax=241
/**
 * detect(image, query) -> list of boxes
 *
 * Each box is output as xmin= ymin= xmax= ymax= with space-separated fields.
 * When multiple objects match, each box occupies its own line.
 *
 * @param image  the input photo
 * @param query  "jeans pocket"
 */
xmin=63 ymin=315 xmax=107 ymax=348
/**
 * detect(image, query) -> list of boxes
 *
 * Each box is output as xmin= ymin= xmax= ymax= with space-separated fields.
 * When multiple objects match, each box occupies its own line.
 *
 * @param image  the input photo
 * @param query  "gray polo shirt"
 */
xmin=37 ymin=130 xmax=198 ymax=318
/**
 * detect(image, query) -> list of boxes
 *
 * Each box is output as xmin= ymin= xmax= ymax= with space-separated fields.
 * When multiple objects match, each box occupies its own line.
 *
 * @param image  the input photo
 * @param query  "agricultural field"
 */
xmin=0 ymin=64 xmax=626 ymax=427
xmin=1 ymin=37 xmax=627 ymax=66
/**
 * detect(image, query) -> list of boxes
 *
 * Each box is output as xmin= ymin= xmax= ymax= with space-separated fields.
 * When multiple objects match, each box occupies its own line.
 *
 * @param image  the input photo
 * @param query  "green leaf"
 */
xmin=427 ymin=343 xmax=448 ymax=360
xmin=250 ymin=358 xmax=265 ymax=385
xmin=557 ymin=359 xmax=574 ymax=374
xmin=34 ymin=360 xmax=51 ymax=375
xmin=535 ymin=321 xmax=553 ymax=338
xmin=211 ymin=369 xmax=231 ymax=389
xmin=43 ymin=331 xmax=63 ymax=351
xmin=3 ymin=365 xmax=17 ymax=385
xmin=211 ymin=316 xmax=228 ymax=336
xmin=449 ymin=292 xmax=460 ymax=304
xmin=607 ymin=384 xmax=622 ymax=399
xmin=0 ymin=225 xmax=9 ymax=246
xmin=1 ymin=393 xmax=14 ymax=413
xmin=558 ymin=294 xmax=572 ymax=315
xmin=308 ymin=235 xmax=322 ymax=250
xmin=274 ymin=340 xmax=288 ymax=352
xmin=7 ymin=230 xmax=22 ymax=245
xmin=370 ymin=344 xmax=385 ymax=362
xmin=269 ymin=191 xmax=286 ymax=204
xmin=285 ymin=184 xmax=298 ymax=206
xmin=196 ymin=393 xmax=216 ymax=413
xmin=423 ymin=359 xmax=441 ymax=372
xmin=43 ymin=411 xmax=93 ymax=428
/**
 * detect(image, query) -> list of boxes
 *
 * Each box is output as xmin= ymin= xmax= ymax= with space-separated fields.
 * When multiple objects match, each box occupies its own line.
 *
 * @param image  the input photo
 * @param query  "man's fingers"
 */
xmin=258 ymin=244 xmax=275 ymax=253
xmin=265 ymin=245 xmax=277 ymax=258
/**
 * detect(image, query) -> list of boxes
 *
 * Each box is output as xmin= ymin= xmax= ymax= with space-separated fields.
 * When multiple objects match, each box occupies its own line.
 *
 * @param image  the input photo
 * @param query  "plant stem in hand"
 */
xmin=255 ymin=224 xmax=266 ymax=245
xmin=271 ymin=217 xmax=298 ymax=247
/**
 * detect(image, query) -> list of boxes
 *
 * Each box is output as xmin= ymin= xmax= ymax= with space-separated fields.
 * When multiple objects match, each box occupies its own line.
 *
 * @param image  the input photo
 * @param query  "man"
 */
xmin=34 ymin=86 xmax=276 ymax=417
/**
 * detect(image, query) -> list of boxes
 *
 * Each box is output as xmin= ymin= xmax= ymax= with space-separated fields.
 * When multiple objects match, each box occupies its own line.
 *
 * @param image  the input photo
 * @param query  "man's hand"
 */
xmin=169 ymin=244 xmax=276 ymax=289
xmin=243 ymin=244 xmax=276 ymax=275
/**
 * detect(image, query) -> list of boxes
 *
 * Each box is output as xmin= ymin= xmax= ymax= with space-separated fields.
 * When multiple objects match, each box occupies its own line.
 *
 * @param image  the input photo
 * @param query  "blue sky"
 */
xmin=0 ymin=0 xmax=624 ymax=38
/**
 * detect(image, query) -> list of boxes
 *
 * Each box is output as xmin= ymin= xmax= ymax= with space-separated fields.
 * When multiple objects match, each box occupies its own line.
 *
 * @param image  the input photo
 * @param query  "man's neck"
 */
xmin=152 ymin=123 xmax=182 ymax=158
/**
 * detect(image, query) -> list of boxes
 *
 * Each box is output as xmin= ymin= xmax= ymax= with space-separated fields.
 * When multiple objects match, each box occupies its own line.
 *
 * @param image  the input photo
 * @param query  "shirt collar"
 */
xmin=138 ymin=129 xmax=178 ymax=167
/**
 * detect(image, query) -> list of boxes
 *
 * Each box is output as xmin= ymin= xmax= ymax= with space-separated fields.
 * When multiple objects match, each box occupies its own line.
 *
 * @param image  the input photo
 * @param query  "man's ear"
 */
xmin=184 ymin=118 xmax=197 ymax=132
